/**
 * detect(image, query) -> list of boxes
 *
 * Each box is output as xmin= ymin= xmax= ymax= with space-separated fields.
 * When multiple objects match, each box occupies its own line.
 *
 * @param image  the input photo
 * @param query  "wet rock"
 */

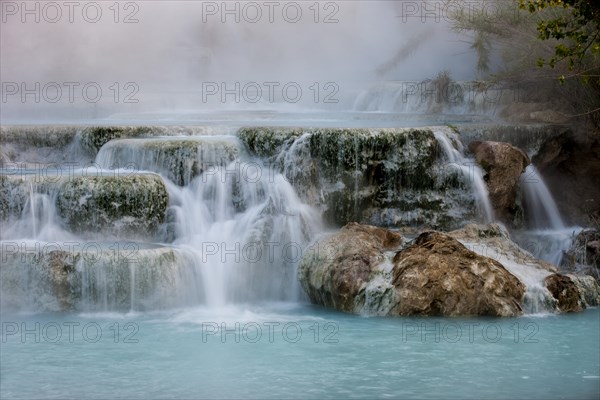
xmin=45 ymin=250 xmax=79 ymax=311
xmin=79 ymin=126 xmax=156 ymax=154
xmin=544 ymin=274 xmax=583 ymax=312
xmin=391 ymin=231 xmax=525 ymax=317
xmin=449 ymin=223 xmax=558 ymax=272
xmin=96 ymin=137 xmax=241 ymax=186
xmin=0 ymin=175 xmax=28 ymax=222
xmin=78 ymin=126 xmax=209 ymax=156
xmin=567 ymin=274 xmax=600 ymax=307
xmin=299 ymin=224 xmax=525 ymax=317
xmin=0 ymin=244 xmax=190 ymax=312
xmin=56 ymin=174 xmax=169 ymax=238
xmin=563 ymin=229 xmax=600 ymax=281
xmin=240 ymin=127 xmax=475 ymax=229
xmin=468 ymin=141 xmax=530 ymax=226
xmin=298 ymin=222 xmax=403 ymax=313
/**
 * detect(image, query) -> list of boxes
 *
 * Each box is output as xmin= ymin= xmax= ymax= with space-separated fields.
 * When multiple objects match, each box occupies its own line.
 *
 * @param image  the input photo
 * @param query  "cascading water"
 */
xmin=1 ymin=134 xmax=322 ymax=312
xmin=433 ymin=129 xmax=494 ymax=223
xmin=520 ymin=165 xmax=565 ymax=230
xmin=0 ymin=127 xmax=593 ymax=316
xmin=517 ymin=165 xmax=581 ymax=266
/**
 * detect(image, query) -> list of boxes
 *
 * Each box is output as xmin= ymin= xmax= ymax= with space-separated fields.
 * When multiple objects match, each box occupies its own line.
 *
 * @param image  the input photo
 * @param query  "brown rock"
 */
xmin=298 ymin=222 xmax=403 ymax=312
xmin=468 ymin=141 xmax=530 ymax=225
xmin=544 ymin=274 xmax=583 ymax=313
xmin=391 ymin=231 xmax=525 ymax=317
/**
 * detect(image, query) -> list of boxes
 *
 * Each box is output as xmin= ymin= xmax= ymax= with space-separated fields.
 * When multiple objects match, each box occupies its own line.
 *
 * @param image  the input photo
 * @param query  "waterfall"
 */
xmin=433 ymin=129 xmax=494 ymax=223
xmin=520 ymin=165 xmax=565 ymax=230
xmin=95 ymin=135 xmax=322 ymax=308
xmin=1 ymin=134 xmax=322 ymax=312
xmin=517 ymin=165 xmax=580 ymax=266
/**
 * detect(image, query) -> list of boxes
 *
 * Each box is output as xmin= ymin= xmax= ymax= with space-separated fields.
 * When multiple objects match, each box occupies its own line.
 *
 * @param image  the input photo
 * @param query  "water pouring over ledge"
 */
xmin=3 ymin=123 xmax=593 ymax=315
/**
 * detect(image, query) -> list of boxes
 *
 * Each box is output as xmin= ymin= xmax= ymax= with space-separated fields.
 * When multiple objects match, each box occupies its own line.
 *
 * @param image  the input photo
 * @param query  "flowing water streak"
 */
xmin=433 ymin=129 xmax=494 ymax=223
xmin=520 ymin=165 xmax=565 ymax=230
xmin=97 ymin=135 xmax=322 ymax=308
xmin=518 ymin=165 xmax=580 ymax=266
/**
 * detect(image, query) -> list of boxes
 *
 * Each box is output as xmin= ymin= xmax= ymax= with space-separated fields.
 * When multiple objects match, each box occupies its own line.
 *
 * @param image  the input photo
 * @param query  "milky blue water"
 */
xmin=1 ymin=304 xmax=598 ymax=399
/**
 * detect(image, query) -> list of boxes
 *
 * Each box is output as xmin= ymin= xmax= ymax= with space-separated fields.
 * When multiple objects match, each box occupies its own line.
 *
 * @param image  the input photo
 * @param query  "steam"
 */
xmin=1 ymin=0 xmax=478 ymax=120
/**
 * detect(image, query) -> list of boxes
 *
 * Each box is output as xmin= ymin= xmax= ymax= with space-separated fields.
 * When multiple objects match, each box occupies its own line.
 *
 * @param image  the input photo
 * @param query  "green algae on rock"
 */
xmin=56 ymin=174 xmax=168 ymax=238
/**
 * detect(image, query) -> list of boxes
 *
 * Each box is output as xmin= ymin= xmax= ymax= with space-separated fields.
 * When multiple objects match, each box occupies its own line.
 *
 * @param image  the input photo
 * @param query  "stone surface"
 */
xmin=0 ymin=244 xmax=189 ymax=312
xmin=298 ymin=222 xmax=403 ymax=313
xmin=96 ymin=137 xmax=241 ymax=186
xmin=0 ymin=175 xmax=28 ymax=222
xmin=563 ymin=229 xmax=600 ymax=281
xmin=391 ymin=231 xmax=525 ymax=316
xmin=544 ymin=274 xmax=583 ymax=312
xmin=56 ymin=174 xmax=169 ymax=238
xmin=468 ymin=141 xmax=530 ymax=226
xmin=239 ymin=127 xmax=477 ymax=229
xmin=299 ymin=224 xmax=526 ymax=317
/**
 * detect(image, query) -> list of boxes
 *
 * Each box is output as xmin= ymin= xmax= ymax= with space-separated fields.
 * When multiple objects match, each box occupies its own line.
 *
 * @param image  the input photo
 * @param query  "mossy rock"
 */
xmin=238 ymin=127 xmax=304 ymax=157
xmin=0 ymin=175 xmax=28 ymax=221
xmin=56 ymin=174 xmax=168 ymax=238
xmin=79 ymin=126 xmax=156 ymax=154
xmin=97 ymin=137 xmax=242 ymax=186
xmin=236 ymin=127 xmax=471 ymax=229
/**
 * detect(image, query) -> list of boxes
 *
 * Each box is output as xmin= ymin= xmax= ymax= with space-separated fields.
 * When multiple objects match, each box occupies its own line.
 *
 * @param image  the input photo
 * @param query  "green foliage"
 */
xmin=519 ymin=0 xmax=600 ymax=71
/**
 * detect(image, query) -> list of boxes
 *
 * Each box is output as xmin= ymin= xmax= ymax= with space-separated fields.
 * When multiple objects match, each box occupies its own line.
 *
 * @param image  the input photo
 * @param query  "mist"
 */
xmin=1 ymin=0 xmax=478 ymax=121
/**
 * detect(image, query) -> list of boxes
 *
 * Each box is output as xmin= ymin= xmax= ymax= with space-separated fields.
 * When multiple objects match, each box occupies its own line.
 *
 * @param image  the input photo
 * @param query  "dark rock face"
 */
xmin=544 ymin=274 xmax=583 ymax=312
xmin=533 ymin=131 xmax=600 ymax=226
xmin=468 ymin=141 xmax=530 ymax=226
xmin=299 ymin=224 xmax=526 ymax=317
xmin=391 ymin=231 xmax=525 ymax=317
xmin=563 ymin=229 xmax=600 ymax=282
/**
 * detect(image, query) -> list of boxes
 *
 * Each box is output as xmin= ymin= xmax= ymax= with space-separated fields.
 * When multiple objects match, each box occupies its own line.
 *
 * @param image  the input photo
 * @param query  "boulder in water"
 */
xmin=391 ymin=231 xmax=525 ymax=316
xmin=298 ymin=222 xmax=403 ymax=313
xmin=299 ymin=224 xmax=525 ymax=317
xmin=468 ymin=141 xmax=530 ymax=226
xmin=543 ymin=274 xmax=584 ymax=312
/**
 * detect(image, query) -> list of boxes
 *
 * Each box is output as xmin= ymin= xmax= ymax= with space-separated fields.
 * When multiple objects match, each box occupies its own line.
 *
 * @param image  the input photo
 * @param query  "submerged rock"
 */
xmin=299 ymin=223 xmax=525 ymax=317
xmin=468 ymin=141 xmax=530 ymax=226
xmin=56 ymin=174 xmax=168 ymax=238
